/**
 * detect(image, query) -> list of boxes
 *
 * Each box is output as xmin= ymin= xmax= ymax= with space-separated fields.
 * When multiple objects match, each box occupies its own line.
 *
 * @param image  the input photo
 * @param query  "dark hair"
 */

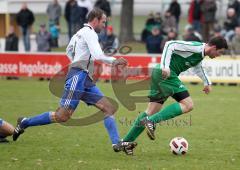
xmin=208 ymin=36 xmax=228 ymax=49
xmin=87 ymin=8 xmax=105 ymax=22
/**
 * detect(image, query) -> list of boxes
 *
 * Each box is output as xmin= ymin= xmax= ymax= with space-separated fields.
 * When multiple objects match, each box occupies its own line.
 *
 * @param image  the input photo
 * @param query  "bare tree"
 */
xmin=119 ymin=0 xmax=134 ymax=43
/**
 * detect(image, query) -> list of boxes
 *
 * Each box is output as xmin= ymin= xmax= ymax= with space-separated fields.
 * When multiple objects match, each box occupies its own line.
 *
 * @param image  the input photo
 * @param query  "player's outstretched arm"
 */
xmin=203 ymin=85 xmax=212 ymax=94
xmin=191 ymin=62 xmax=212 ymax=94
xmin=112 ymin=57 xmax=128 ymax=67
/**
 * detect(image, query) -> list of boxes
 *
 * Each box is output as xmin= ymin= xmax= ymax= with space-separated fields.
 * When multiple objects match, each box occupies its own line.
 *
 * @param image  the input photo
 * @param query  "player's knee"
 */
xmin=184 ymin=102 xmax=194 ymax=113
xmin=55 ymin=108 xmax=73 ymax=122
xmin=57 ymin=114 xmax=71 ymax=122
xmin=103 ymin=105 xmax=117 ymax=115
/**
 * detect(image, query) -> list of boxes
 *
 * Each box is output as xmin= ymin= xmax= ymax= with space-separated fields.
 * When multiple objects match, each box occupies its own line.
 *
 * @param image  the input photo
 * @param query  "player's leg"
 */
xmin=0 ymin=119 xmax=14 ymax=142
xmin=95 ymin=97 xmax=119 ymax=145
xmin=81 ymin=84 xmax=136 ymax=155
xmin=123 ymin=101 xmax=163 ymax=142
xmin=12 ymin=107 xmax=75 ymax=141
xmin=142 ymin=72 xmax=191 ymax=140
xmin=92 ymin=96 xmax=136 ymax=154
xmin=13 ymin=71 xmax=84 ymax=141
xmin=122 ymin=66 xmax=167 ymax=142
xmin=144 ymin=91 xmax=192 ymax=140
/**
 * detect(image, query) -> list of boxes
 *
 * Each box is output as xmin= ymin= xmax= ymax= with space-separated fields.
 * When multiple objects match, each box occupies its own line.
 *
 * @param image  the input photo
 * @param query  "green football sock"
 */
xmin=148 ymin=103 xmax=183 ymax=123
xmin=123 ymin=112 xmax=147 ymax=142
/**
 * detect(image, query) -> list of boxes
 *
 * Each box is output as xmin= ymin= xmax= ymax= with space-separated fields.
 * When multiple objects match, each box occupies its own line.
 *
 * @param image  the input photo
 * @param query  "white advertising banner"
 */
xmin=180 ymin=58 xmax=240 ymax=83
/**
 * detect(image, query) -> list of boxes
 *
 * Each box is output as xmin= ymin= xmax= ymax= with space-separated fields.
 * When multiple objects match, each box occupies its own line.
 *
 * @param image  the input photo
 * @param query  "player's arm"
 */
xmin=161 ymin=41 xmax=204 ymax=79
xmin=160 ymin=41 xmax=175 ymax=79
xmin=191 ymin=62 xmax=212 ymax=94
xmin=83 ymin=32 xmax=127 ymax=66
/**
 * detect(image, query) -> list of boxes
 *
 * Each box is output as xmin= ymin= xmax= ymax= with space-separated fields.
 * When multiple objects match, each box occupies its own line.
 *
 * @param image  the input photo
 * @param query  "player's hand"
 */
xmin=113 ymin=57 xmax=128 ymax=67
xmin=162 ymin=68 xmax=170 ymax=79
xmin=203 ymin=85 xmax=212 ymax=94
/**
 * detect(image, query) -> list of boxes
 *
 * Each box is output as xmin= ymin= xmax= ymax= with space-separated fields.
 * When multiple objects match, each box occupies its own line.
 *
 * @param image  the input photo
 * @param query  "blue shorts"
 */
xmin=60 ymin=67 xmax=103 ymax=110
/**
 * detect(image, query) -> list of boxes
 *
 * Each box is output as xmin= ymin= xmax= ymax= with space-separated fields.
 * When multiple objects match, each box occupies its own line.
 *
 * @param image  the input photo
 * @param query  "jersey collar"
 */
xmin=84 ymin=23 xmax=93 ymax=30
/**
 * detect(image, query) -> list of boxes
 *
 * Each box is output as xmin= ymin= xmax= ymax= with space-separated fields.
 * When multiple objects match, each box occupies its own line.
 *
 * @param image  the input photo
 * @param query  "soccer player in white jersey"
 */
xmin=121 ymin=36 xmax=228 ymax=154
xmin=0 ymin=118 xmax=14 ymax=143
xmin=12 ymin=8 xmax=136 ymax=155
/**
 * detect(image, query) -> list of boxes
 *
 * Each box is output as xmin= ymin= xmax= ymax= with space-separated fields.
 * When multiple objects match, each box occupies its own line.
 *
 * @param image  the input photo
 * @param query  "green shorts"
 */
xmin=148 ymin=65 xmax=188 ymax=103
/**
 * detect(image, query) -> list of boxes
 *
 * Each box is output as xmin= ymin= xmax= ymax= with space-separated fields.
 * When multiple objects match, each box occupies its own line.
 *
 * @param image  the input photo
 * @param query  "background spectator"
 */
xmin=146 ymin=26 xmax=163 ymax=53
xmin=141 ymin=12 xmax=156 ymax=42
xmin=161 ymin=11 xmax=177 ymax=35
xmin=188 ymin=0 xmax=203 ymax=33
xmin=65 ymin=0 xmax=88 ymax=39
xmin=16 ymin=2 xmax=35 ymax=52
xmin=95 ymin=0 xmax=111 ymax=18
xmin=65 ymin=0 xmax=75 ymax=40
xmin=46 ymin=0 xmax=62 ymax=25
xmin=99 ymin=25 xmax=119 ymax=54
xmin=231 ymin=26 xmax=240 ymax=55
xmin=222 ymin=8 xmax=239 ymax=42
xmin=211 ymin=25 xmax=222 ymax=38
xmin=228 ymin=0 xmax=240 ymax=24
xmin=183 ymin=25 xmax=202 ymax=42
xmin=5 ymin=26 xmax=18 ymax=52
xmin=167 ymin=0 xmax=181 ymax=32
xmin=154 ymin=12 xmax=163 ymax=29
xmin=49 ymin=21 xmax=60 ymax=48
xmin=36 ymin=24 xmax=51 ymax=52
xmin=160 ymin=29 xmax=178 ymax=52
xmin=77 ymin=0 xmax=93 ymax=14
xmin=5 ymin=26 xmax=19 ymax=80
xmin=201 ymin=0 xmax=217 ymax=42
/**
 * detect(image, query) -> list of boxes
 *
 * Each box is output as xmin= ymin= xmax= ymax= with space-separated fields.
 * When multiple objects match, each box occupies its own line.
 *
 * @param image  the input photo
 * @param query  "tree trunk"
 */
xmin=119 ymin=0 xmax=134 ymax=43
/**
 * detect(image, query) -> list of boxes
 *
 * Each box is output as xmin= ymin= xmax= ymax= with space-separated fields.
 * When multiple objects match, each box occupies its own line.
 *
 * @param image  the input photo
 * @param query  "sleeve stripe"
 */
xmin=162 ymin=41 xmax=203 ymax=68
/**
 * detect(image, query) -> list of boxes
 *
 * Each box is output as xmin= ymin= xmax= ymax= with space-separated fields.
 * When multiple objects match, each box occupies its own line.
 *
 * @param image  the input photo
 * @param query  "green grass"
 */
xmin=0 ymin=79 xmax=239 ymax=170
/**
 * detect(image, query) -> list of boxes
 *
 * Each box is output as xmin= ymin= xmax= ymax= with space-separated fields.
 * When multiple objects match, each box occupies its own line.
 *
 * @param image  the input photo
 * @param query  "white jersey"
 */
xmin=66 ymin=23 xmax=116 ymax=77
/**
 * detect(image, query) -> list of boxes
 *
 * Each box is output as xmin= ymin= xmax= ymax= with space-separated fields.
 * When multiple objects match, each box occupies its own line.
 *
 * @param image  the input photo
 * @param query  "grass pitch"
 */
xmin=0 ymin=79 xmax=239 ymax=170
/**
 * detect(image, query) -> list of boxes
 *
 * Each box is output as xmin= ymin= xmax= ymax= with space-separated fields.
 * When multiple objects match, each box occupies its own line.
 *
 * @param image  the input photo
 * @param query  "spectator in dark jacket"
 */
xmin=65 ymin=0 xmax=75 ymax=40
xmin=5 ymin=26 xmax=18 ymax=51
xmin=201 ymin=0 xmax=217 ymax=42
xmin=94 ymin=0 xmax=111 ymax=17
xmin=146 ymin=26 xmax=164 ymax=54
xmin=16 ymin=2 xmax=35 ymax=52
xmin=5 ymin=26 xmax=19 ymax=80
xmin=228 ymin=0 xmax=240 ymax=24
xmin=222 ymin=8 xmax=239 ymax=42
xmin=141 ymin=12 xmax=156 ymax=42
xmin=65 ymin=0 xmax=87 ymax=39
xmin=168 ymin=0 xmax=181 ymax=31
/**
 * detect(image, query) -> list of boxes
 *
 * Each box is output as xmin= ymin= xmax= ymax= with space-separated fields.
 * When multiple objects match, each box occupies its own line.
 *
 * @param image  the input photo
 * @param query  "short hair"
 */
xmin=87 ymin=8 xmax=105 ymax=22
xmin=208 ymin=36 xmax=228 ymax=50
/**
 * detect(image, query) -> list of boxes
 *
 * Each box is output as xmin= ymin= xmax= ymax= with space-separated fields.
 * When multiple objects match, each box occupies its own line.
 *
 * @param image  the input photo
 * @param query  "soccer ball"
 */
xmin=169 ymin=137 xmax=188 ymax=155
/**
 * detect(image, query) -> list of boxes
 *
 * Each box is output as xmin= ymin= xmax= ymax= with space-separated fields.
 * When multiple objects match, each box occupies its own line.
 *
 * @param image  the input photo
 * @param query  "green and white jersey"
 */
xmin=160 ymin=40 xmax=211 ymax=85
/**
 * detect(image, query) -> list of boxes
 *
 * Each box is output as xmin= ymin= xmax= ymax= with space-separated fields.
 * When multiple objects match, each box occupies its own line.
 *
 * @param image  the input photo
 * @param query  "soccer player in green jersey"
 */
xmin=122 ymin=36 xmax=228 ymax=151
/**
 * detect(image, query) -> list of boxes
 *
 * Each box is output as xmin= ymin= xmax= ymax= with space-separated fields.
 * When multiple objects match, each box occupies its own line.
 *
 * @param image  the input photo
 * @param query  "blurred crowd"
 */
xmin=5 ymin=0 xmax=118 ymax=54
xmin=5 ymin=0 xmax=240 ymax=56
xmin=142 ymin=0 xmax=240 ymax=56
